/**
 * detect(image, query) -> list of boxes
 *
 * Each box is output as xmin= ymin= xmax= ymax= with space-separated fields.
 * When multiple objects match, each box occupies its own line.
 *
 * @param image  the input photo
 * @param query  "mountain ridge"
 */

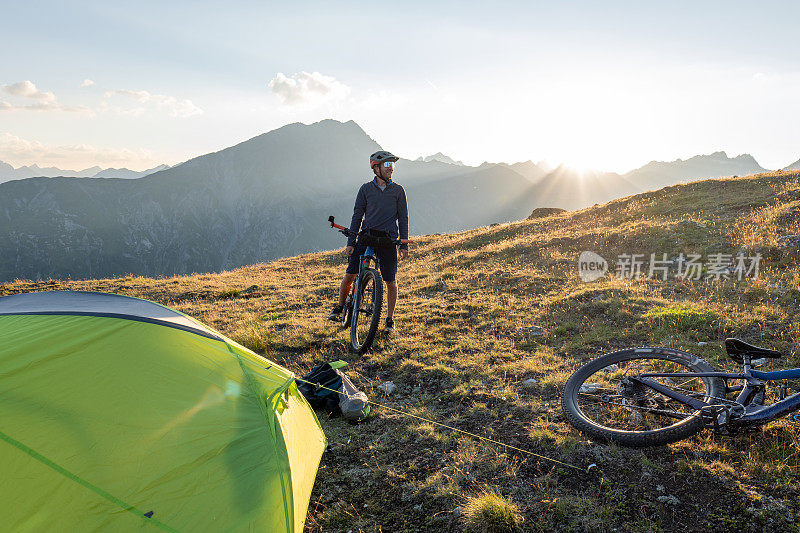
xmin=414 ymin=152 xmax=465 ymax=166
xmin=0 ymin=161 xmax=171 ymax=182
xmin=784 ymin=158 xmax=800 ymax=171
xmin=0 ymin=119 xmax=785 ymax=282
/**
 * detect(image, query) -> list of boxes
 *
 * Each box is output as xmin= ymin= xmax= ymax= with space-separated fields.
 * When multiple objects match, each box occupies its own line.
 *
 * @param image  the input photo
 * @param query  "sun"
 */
xmin=560 ymin=161 xmax=600 ymax=178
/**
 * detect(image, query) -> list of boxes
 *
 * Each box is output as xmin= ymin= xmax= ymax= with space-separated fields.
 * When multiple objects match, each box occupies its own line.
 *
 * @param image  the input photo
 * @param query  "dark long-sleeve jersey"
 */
xmin=348 ymin=178 xmax=409 ymax=250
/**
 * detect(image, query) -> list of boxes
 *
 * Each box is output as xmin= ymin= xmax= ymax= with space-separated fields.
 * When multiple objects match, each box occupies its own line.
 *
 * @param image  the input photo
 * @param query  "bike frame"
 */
xmin=348 ymin=245 xmax=379 ymax=309
xmin=328 ymin=215 xmax=408 ymax=274
xmin=632 ymin=365 xmax=800 ymax=428
xmin=359 ymin=245 xmax=379 ymax=274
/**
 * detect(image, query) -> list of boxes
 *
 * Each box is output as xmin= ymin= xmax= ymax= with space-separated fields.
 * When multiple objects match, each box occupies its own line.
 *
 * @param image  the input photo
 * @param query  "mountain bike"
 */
xmin=328 ymin=216 xmax=411 ymax=353
xmin=561 ymin=338 xmax=800 ymax=447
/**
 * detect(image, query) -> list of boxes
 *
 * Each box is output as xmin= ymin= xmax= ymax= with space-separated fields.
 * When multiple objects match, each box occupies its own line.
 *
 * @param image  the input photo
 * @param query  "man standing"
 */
xmin=328 ymin=151 xmax=409 ymax=333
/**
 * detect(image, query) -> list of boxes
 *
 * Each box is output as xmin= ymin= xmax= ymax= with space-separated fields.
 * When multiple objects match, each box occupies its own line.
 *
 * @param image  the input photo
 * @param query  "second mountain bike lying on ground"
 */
xmin=562 ymin=338 xmax=800 ymax=447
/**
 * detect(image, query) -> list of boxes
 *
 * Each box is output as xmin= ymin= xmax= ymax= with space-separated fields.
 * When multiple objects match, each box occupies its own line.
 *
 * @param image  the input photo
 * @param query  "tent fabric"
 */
xmin=0 ymin=290 xmax=222 ymax=340
xmin=0 ymin=291 xmax=326 ymax=532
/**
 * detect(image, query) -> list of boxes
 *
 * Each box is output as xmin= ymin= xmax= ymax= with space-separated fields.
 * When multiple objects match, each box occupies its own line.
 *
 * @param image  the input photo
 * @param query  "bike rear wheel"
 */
xmin=351 ymin=269 xmax=383 ymax=353
xmin=561 ymin=347 xmax=725 ymax=447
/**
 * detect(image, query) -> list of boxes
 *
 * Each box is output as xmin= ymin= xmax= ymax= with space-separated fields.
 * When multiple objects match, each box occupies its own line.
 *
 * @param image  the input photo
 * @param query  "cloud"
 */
xmin=0 ymin=132 xmax=159 ymax=169
xmin=0 ymin=80 xmax=198 ymax=118
xmin=103 ymin=89 xmax=203 ymax=118
xmin=0 ymin=80 xmax=89 ymax=113
xmin=268 ymin=71 xmax=350 ymax=106
xmin=98 ymin=100 xmax=146 ymax=117
xmin=3 ymin=80 xmax=56 ymax=102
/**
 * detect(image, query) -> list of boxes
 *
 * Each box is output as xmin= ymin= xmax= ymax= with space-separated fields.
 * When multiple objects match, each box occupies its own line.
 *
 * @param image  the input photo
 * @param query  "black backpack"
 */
xmin=296 ymin=362 xmax=344 ymax=414
xmin=296 ymin=361 xmax=371 ymax=422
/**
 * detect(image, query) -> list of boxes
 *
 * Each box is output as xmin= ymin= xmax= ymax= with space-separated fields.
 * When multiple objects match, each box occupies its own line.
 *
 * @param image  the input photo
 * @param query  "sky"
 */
xmin=1 ymin=0 xmax=799 ymax=173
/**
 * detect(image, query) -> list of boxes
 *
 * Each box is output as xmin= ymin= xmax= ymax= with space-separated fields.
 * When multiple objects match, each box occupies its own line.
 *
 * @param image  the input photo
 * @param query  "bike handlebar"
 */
xmin=328 ymin=215 xmax=412 ymax=244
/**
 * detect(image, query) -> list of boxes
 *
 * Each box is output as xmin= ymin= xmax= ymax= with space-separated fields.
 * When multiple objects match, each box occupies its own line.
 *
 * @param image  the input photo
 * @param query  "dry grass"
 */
xmin=4 ymin=170 xmax=800 ymax=531
xmin=462 ymin=490 xmax=523 ymax=532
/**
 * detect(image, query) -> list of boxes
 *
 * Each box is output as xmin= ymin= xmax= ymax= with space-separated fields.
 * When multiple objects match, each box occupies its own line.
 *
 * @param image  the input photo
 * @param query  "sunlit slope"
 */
xmin=4 ymin=169 xmax=800 ymax=532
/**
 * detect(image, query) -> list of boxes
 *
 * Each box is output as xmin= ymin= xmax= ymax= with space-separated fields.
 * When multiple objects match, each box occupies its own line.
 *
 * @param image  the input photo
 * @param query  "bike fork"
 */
xmin=351 ymin=279 xmax=360 ymax=313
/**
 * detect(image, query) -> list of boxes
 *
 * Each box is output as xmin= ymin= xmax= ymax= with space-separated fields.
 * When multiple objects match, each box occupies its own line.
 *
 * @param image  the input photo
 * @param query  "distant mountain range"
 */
xmin=0 ymin=119 xmax=790 ymax=282
xmin=620 ymin=151 xmax=766 ymax=190
xmin=414 ymin=152 xmax=465 ymax=166
xmin=505 ymin=160 xmax=552 ymax=182
xmin=519 ymin=151 xmax=769 ymax=210
xmin=785 ymin=158 xmax=800 ymax=171
xmin=0 ymin=162 xmax=170 ymax=183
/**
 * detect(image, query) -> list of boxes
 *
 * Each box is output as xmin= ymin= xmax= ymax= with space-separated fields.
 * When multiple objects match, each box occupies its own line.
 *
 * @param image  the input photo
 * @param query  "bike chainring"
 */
xmin=701 ymin=403 xmax=746 ymax=435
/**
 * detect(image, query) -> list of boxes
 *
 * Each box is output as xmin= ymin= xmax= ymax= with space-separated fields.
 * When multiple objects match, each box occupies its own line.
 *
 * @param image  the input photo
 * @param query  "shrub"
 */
xmin=216 ymin=288 xmax=240 ymax=299
xmin=462 ymin=489 xmax=523 ymax=532
xmin=641 ymin=304 xmax=718 ymax=331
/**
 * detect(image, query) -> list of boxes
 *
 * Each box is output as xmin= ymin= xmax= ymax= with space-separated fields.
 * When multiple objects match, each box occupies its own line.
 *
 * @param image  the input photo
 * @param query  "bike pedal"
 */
xmin=700 ymin=404 xmax=727 ymax=433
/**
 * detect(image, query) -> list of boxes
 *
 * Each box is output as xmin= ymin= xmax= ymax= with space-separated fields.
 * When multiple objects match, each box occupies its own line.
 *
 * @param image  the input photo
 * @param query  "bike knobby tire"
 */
xmin=561 ymin=347 xmax=725 ymax=447
xmin=351 ymin=268 xmax=383 ymax=353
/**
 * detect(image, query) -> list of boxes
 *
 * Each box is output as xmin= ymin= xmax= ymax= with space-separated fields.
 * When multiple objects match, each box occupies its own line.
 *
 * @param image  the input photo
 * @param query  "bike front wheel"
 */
xmin=351 ymin=268 xmax=383 ymax=353
xmin=561 ymin=347 xmax=725 ymax=447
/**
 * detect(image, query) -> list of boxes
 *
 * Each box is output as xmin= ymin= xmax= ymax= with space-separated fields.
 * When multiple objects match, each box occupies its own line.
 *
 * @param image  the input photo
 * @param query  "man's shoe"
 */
xmin=328 ymin=305 xmax=343 ymax=322
xmin=384 ymin=317 xmax=395 ymax=334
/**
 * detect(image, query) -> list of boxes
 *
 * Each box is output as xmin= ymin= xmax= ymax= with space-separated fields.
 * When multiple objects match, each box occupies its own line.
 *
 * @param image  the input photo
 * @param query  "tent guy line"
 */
xmin=292 ymin=375 xmax=591 ymax=474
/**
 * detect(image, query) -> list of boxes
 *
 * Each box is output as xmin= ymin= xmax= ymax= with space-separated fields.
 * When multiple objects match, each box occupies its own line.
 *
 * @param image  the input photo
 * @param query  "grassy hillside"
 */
xmin=4 ymin=170 xmax=800 ymax=532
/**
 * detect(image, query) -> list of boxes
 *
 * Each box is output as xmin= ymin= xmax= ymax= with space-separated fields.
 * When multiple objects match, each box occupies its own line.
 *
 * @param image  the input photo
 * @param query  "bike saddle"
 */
xmin=725 ymin=338 xmax=782 ymax=363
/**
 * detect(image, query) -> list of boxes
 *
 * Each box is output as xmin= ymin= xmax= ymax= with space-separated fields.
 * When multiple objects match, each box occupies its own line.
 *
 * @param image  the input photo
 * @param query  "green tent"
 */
xmin=0 ymin=290 xmax=326 ymax=532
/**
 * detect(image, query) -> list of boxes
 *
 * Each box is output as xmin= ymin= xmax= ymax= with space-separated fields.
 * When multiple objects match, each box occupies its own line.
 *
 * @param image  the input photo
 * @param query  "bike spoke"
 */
xmin=580 ymin=397 xmax=692 ymax=420
xmin=574 ymin=357 xmax=710 ymax=431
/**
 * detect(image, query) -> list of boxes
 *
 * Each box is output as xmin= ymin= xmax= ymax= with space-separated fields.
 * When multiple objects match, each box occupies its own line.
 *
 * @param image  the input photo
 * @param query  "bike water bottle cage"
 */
xmin=725 ymin=338 xmax=782 ymax=364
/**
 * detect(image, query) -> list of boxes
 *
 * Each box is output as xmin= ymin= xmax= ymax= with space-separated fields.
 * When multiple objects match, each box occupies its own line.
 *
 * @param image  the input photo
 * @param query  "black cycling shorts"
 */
xmin=346 ymin=244 xmax=398 ymax=282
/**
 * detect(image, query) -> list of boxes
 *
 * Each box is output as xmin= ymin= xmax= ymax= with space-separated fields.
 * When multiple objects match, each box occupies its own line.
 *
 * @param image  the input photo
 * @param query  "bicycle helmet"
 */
xmin=369 ymin=150 xmax=399 ymax=170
